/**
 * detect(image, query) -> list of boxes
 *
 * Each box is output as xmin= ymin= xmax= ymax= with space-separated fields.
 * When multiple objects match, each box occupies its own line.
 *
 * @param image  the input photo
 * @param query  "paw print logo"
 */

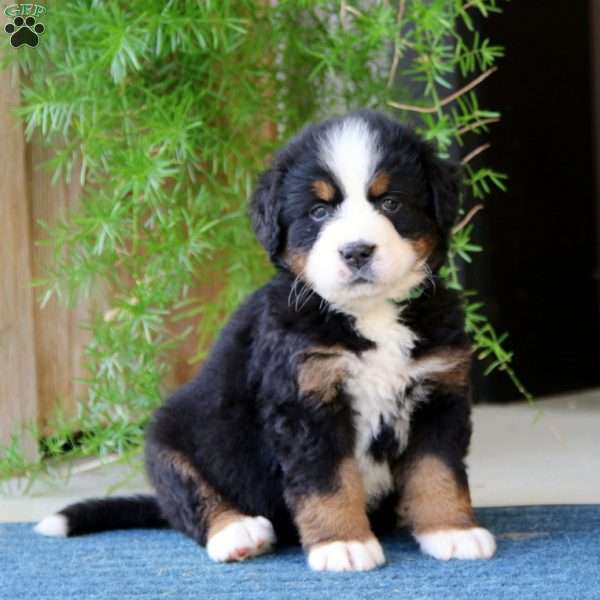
xmin=4 ymin=16 xmax=45 ymax=48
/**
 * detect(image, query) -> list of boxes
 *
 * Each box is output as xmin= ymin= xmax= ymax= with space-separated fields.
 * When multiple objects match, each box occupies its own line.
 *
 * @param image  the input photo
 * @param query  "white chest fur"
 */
xmin=343 ymin=303 xmax=423 ymax=506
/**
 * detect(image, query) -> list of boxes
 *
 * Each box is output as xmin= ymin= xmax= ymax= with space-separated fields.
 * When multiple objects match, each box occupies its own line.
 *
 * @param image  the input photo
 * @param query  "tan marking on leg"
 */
xmin=369 ymin=171 xmax=390 ymax=197
xmin=160 ymin=449 xmax=244 ymax=539
xmin=411 ymin=347 xmax=472 ymax=389
xmin=161 ymin=449 xmax=201 ymax=482
xmin=431 ymin=349 xmax=471 ymax=388
xmin=297 ymin=346 xmax=348 ymax=403
xmin=294 ymin=459 xmax=373 ymax=548
xmin=312 ymin=179 xmax=336 ymax=202
xmin=397 ymin=454 xmax=475 ymax=534
xmin=206 ymin=508 xmax=248 ymax=539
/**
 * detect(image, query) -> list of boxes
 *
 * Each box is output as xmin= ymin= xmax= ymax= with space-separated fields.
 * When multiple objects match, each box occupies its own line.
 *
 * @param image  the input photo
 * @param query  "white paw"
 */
xmin=307 ymin=538 xmax=385 ymax=572
xmin=34 ymin=514 xmax=69 ymax=537
xmin=415 ymin=527 xmax=496 ymax=560
xmin=206 ymin=516 xmax=276 ymax=562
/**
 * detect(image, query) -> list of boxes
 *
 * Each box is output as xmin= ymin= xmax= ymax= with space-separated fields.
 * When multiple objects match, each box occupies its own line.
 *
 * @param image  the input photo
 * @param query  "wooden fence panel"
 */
xmin=0 ymin=60 xmax=92 ymax=448
xmin=0 ymin=63 xmax=200 ymax=452
xmin=28 ymin=138 xmax=90 ymax=432
xmin=0 ymin=63 xmax=38 ymax=459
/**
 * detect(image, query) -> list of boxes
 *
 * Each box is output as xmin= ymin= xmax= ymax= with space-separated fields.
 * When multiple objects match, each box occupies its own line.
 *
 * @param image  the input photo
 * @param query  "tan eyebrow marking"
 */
xmin=369 ymin=172 xmax=390 ymax=197
xmin=312 ymin=179 xmax=336 ymax=202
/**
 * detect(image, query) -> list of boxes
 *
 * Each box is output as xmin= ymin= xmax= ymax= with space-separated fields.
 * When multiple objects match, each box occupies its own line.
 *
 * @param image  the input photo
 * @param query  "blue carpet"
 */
xmin=2 ymin=505 xmax=600 ymax=600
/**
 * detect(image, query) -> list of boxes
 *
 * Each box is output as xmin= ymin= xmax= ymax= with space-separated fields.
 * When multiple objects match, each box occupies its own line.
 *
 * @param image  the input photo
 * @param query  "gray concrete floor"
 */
xmin=1 ymin=390 xmax=599 ymax=523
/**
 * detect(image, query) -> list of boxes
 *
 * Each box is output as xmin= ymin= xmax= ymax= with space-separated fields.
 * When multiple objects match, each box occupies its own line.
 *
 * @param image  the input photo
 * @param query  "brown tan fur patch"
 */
xmin=411 ymin=234 xmax=437 ymax=261
xmin=294 ymin=459 xmax=373 ymax=548
xmin=160 ymin=449 xmax=245 ymax=540
xmin=206 ymin=507 xmax=248 ymax=539
xmin=312 ymin=179 xmax=336 ymax=202
xmin=285 ymin=249 xmax=308 ymax=277
xmin=161 ymin=448 xmax=201 ymax=483
xmin=396 ymin=454 xmax=475 ymax=534
xmin=297 ymin=345 xmax=348 ymax=403
xmin=412 ymin=347 xmax=472 ymax=390
xmin=369 ymin=171 xmax=390 ymax=197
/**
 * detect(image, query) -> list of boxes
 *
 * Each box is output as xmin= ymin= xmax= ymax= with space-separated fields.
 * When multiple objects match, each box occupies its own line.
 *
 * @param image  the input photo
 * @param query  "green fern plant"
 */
xmin=0 ymin=0 xmax=528 ymax=486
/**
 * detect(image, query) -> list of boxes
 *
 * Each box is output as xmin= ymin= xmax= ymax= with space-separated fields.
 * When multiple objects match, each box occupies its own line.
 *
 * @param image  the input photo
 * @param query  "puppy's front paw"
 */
xmin=206 ymin=516 xmax=276 ymax=562
xmin=307 ymin=538 xmax=385 ymax=572
xmin=415 ymin=527 xmax=496 ymax=560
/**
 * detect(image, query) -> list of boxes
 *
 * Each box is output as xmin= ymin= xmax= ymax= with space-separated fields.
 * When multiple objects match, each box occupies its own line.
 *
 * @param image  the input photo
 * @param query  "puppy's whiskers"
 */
xmin=297 ymin=287 xmax=315 ymax=312
xmin=295 ymin=281 xmax=314 ymax=311
xmin=319 ymin=298 xmax=327 ymax=313
xmin=289 ymin=275 xmax=315 ymax=312
xmin=422 ymin=262 xmax=437 ymax=292
xmin=288 ymin=275 xmax=302 ymax=309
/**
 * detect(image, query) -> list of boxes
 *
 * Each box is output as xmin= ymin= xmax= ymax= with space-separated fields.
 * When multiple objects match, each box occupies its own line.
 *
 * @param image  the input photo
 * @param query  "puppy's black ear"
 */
xmin=249 ymin=166 xmax=284 ymax=262
xmin=425 ymin=150 xmax=461 ymax=234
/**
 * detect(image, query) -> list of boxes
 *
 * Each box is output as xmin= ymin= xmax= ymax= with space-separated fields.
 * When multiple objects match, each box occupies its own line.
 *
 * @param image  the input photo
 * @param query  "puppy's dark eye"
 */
xmin=310 ymin=205 xmax=333 ymax=222
xmin=381 ymin=197 xmax=401 ymax=214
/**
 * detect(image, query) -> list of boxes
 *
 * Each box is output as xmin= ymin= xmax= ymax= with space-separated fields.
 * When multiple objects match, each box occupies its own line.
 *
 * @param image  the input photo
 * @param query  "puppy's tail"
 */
xmin=33 ymin=495 xmax=168 ymax=537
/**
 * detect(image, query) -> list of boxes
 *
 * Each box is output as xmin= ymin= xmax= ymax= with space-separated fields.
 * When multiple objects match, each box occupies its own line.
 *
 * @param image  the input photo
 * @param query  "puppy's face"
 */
xmin=251 ymin=111 xmax=459 ymax=312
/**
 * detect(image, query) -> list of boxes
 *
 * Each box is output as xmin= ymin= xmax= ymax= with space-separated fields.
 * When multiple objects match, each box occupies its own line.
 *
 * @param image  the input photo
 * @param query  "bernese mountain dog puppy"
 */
xmin=35 ymin=110 xmax=496 ymax=571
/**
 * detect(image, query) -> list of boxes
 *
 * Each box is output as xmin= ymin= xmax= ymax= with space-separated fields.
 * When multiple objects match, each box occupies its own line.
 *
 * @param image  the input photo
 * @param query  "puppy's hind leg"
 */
xmin=147 ymin=446 xmax=276 ymax=562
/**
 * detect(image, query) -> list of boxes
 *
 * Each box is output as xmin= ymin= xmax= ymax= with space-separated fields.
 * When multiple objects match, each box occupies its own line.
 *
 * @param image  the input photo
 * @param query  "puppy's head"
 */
xmin=250 ymin=110 xmax=460 ymax=312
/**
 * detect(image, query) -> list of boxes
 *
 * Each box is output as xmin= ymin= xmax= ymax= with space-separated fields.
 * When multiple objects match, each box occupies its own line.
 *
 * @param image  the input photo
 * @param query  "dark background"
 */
xmin=461 ymin=1 xmax=600 ymax=402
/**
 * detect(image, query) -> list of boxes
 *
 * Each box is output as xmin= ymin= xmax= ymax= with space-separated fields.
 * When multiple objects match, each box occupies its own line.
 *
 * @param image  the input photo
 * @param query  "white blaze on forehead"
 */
xmin=319 ymin=117 xmax=381 ymax=199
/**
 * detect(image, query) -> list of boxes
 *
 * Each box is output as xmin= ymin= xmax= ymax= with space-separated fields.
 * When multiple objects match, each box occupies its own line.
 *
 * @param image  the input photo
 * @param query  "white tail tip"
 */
xmin=34 ymin=514 xmax=69 ymax=537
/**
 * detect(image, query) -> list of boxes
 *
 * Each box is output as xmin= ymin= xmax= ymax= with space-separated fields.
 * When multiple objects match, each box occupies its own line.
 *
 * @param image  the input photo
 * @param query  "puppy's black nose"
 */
xmin=339 ymin=242 xmax=376 ymax=270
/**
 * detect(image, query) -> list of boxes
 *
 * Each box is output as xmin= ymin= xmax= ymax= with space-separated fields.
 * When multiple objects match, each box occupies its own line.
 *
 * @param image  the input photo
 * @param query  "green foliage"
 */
xmin=1 ymin=0 xmax=528 ymax=483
